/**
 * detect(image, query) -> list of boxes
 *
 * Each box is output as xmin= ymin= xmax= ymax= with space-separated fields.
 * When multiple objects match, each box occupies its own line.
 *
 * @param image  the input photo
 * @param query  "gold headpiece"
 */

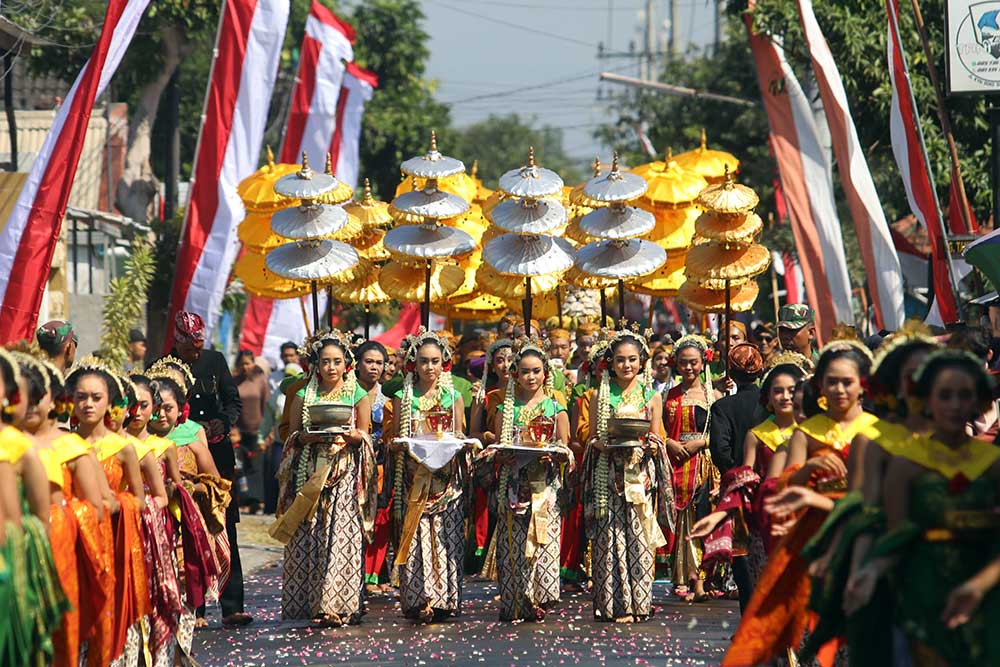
xmin=818 ymin=323 xmax=874 ymax=363
xmin=871 ymin=319 xmax=938 ymax=375
xmin=67 ymin=355 xmax=126 ymax=405
xmin=765 ymin=351 xmax=811 ymax=373
xmin=402 ymin=327 xmax=453 ymax=363
xmin=301 ymin=328 xmax=356 ymax=366
xmin=146 ymin=356 xmax=195 ymax=394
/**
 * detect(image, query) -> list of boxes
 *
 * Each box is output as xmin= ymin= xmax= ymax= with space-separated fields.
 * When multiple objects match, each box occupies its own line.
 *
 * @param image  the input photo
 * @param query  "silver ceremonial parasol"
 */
xmin=384 ymin=224 xmax=476 ymax=262
xmin=582 ymin=152 xmax=647 ymax=203
xmin=497 ymin=146 xmax=564 ymax=199
xmin=578 ymin=204 xmax=655 ymax=240
xmin=270 ymin=202 xmax=349 ymax=239
xmin=488 ymin=197 xmax=567 ymax=234
xmin=482 ymin=233 xmax=575 ymax=277
xmin=576 ymin=238 xmax=666 ymax=321
xmin=400 ymin=130 xmax=466 ymax=179
xmin=273 ymin=153 xmax=339 ymax=200
xmin=265 ymin=239 xmax=360 ymax=325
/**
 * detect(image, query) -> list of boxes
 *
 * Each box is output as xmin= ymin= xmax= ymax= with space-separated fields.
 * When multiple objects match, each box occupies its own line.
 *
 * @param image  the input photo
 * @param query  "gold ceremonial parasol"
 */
xmin=378 ymin=261 xmax=466 ymax=302
xmin=679 ymin=169 xmax=768 ymax=374
xmin=442 ymin=293 xmax=508 ymax=322
xmin=632 ymin=147 xmax=708 ymax=207
xmin=237 ymin=211 xmax=285 ymax=253
xmin=673 ymin=129 xmax=740 ymax=183
xmin=234 ymin=252 xmax=310 ymax=299
xmin=628 ymin=248 xmax=687 ymax=297
xmin=237 ymin=147 xmax=301 ymax=212
xmin=314 ymin=154 xmax=355 ymax=205
xmin=328 ymin=266 xmax=390 ymax=338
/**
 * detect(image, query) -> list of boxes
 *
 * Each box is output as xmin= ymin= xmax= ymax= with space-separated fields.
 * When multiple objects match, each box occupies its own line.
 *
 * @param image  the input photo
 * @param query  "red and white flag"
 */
xmin=167 ymin=0 xmax=290 ymax=347
xmin=239 ymin=295 xmax=314 ymax=364
xmin=279 ymin=1 xmax=354 ymax=167
xmin=885 ymin=0 xmax=959 ymax=323
xmin=745 ymin=15 xmax=853 ymax=339
xmin=796 ymin=0 xmax=905 ymax=331
xmin=328 ymin=62 xmax=376 ymax=188
xmin=0 ymin=0 xmax=150 ymax=343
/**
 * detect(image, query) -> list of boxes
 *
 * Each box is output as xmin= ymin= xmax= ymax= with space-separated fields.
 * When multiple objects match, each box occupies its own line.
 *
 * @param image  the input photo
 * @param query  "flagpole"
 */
xmin=887 ymin=1 xmax=964 ymax=315
xmin=907 ymin=0 xmax=974 ymax=234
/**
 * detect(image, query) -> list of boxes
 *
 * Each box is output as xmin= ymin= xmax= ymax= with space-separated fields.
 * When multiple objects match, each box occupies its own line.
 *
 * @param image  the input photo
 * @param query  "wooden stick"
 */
xmin=909 ymin=0 xmax=974 ymax=233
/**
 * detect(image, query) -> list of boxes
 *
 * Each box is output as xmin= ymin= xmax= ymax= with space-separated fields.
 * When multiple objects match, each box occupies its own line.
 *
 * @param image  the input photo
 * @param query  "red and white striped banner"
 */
xmin=0 ymin=0 xmax=150 ymax=343
xmin=279 ymin=0 xmax=354 ymax=167
xmin=885 ymin=0 xmax=959 ymax=323
xmin=328 ymin=62 xmax=376 ymax=188
xmin=745 ymin=15 xmax=853 ymax=339
xmin=796 ymin=0 xmax=905 ymax=331
xmin=167 ymin=0 xmax=290 ymax=347
xmin=239 ymin=295 xmax=315 ymax=363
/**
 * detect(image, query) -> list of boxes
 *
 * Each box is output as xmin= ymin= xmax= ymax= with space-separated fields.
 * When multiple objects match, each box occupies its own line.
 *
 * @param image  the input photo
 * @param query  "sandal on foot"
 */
xmin=221 ymin=613 xmax=253 ymax=627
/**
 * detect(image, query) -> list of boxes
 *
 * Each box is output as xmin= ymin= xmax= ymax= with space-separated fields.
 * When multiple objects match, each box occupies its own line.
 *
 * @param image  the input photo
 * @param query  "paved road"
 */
xmin=194 ymin=517 xmax=736 ymax=667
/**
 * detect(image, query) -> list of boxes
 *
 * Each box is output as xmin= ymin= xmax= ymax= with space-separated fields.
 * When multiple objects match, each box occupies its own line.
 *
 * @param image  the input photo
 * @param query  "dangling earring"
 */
xmin=817 ymin=395 xmax=829 ymax=411
xmin=1 ymin=398 xmax=13 ymax=416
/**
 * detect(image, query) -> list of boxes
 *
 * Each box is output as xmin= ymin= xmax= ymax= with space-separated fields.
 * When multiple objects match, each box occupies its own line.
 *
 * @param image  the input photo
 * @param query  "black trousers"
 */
xmin=732 ymin=555 xmax=753 ymax=614
xmin=205 ymin=438 xmax=245 ymax=616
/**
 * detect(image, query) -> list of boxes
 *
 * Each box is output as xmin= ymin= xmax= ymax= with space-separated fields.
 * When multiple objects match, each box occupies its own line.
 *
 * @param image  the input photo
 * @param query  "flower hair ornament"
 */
xmin=498 ymin=337 xmax=555 ymax=453
xmin=301 ymin=328 xmax=356 ymax=370
xmin=475 ymin=338 xmax=513 ymax=405
xmin=300 ymin=330 xmax=359 ymax=430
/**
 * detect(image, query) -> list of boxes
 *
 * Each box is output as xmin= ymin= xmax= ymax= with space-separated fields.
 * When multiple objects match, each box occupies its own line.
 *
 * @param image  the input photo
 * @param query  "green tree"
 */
xmin=746 ymin=0 xmax=990 ymax=225
xmin=441 ymin=114 xmax=582 ymax=186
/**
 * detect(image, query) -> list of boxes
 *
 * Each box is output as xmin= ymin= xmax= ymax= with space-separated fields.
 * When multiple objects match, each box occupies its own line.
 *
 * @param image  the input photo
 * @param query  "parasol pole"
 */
xmin=771 ymin=261 xmax=780 ymax=327
xmin=523 ymin=277 xmax=533 ymax=326
xmin=600 ymin=288 xmax=608 ymax=324
xmin=298 ymin=294 xmax=313 ymax=338
xmin=724 ymin=279 xmax=731 ymax=378
xmin=310 ymin=280 xmax=320 ymax=331
xmin=556 ymin=286 xmax=563 ymax=328
xmin=618 ymin=279 xmax=626 ymax=324
xmin=648 ymin=298 xmax=656 ymax=329
xmin=422 ymin=261 xmax=432 ymax=329
xmin=326 ymin=284 xmax=334 ymax=330
xmin=364 ymin=304 xmax=371 ymax=339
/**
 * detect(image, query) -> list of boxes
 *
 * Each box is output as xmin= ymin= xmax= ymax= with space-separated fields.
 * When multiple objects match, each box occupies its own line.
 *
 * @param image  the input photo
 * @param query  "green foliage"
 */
xmin=440 ymin=114 xmax=582 ymax=186
xmin=99 ymin=238 xmax=155 ymax=368
xmin=745 ymin=0 xmax=990 ymax=224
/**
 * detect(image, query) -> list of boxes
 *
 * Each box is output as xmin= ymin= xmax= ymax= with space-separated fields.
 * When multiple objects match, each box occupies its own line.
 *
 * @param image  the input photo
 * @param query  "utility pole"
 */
xmin=643 ymin=0 xmax=655 ymax=82
xmin=714 ymin=0 xmax=722 ymax=54
xmin=670 ymin=0 xmax=680 ymax=57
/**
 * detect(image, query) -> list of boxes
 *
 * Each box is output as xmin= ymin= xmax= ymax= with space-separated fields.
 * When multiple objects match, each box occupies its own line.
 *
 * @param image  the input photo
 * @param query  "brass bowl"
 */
xmin=607 ymin=417 xmax=651 ymax=441
xmin=307 ymin=402 xmax=353 ymax=428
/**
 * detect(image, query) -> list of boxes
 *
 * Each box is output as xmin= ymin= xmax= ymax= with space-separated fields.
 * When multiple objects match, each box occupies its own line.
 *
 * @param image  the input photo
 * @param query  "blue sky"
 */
xmin=419 ymin=0 xmax=720 ymax=164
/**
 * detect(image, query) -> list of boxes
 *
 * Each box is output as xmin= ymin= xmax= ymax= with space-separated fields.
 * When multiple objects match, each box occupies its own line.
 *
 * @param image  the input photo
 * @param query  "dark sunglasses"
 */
xmin=757 ymin=335 xmax=775 ymax=343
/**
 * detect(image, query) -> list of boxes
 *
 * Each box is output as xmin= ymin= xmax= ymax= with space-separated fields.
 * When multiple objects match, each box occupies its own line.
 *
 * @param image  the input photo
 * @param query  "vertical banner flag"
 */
xmin=240 ymin=295 xmax=314 ymax=363
xmin=279 ymin=0 xmax=355 ymax=166
xmin=745 ymin=15 xmax=853 ymax=339
xmin=167 ymin=0 xmax=290 ymax=347
xmin=329 ymin=63 xmax=377 ymax=188
xmin=885 ymin=0 xmax=959 ymax=323
xmin=796 ymin=0 xmax=905 ymax=331
xmin=0 ymin=0 xmax=150 ymax=343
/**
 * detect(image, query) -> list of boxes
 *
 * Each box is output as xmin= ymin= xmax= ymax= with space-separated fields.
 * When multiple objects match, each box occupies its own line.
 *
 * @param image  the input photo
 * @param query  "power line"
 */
xmin=425 ymin=0 xmax=598 ymax=49
xmin=442 ymin=62 xmax=635 ymax=105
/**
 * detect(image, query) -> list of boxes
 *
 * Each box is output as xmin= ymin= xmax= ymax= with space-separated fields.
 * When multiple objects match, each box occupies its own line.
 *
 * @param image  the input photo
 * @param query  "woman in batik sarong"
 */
xmin=0 ymin=348 xmax=68 ymax=667
xmin=147 ymin=357 xmax=228 ymax=637
xmin=582 ymin=328 xmax=672 ymax=623
xmin=14 ymin=352 xmax=106 ymax=667
xmin=355 ymin=341 xmax=395 ymax=596
xmin=278 ymin=330 xmax=376 ymax=626
xmin=67 ymin=355 xmax=149 ymax=667
xmin=724 ymin=338 xmax=876 ymax=667
xmin=390 ymin=329 xmax=474 ymax=623
xmin=476 ymin=339 xmax=571 ymax=621
xmin=662 ymin=335 xmax=720 ymax=602
xmin=467 ymin=340 xmax=513 ymax=569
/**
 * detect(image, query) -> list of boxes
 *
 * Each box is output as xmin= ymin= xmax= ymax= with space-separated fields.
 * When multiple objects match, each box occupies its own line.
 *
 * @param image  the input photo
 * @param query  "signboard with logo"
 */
xmin=948 ymin=1 xmax=1000 ymax=94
